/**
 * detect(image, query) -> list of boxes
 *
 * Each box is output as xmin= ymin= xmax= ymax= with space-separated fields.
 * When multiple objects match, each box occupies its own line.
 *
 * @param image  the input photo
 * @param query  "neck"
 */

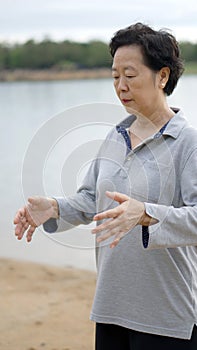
xmin=129 ymin=104 xmax=175 ymax=137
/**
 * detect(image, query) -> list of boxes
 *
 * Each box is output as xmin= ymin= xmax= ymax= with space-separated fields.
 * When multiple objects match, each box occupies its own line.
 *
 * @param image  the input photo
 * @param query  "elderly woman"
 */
xmin=14 ymin=23 xmax=197 ymax=350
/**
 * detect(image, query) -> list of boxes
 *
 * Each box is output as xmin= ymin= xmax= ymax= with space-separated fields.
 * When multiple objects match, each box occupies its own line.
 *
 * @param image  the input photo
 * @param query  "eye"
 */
xmin=126 ymin=75 xmax=135 ymax=79
xmin=112 ymin=76 xmax=119 ymax=80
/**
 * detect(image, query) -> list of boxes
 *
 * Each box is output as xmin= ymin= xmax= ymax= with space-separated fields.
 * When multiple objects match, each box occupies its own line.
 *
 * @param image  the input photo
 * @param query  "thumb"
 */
xmin=28 ymin=196 xmax=41 ymax=207
xmin=105 ymin=191 xmax=129 ymax=203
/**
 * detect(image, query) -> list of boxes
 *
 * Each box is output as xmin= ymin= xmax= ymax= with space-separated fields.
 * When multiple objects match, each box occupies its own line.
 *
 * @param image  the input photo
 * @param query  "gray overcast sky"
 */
xmin=1 ymin=0 xmax=197 ymax=43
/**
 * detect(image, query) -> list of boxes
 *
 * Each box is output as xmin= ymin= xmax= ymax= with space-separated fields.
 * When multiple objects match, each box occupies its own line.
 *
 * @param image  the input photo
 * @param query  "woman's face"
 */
xmin=112 ymin=45 xmax=165 ymax=118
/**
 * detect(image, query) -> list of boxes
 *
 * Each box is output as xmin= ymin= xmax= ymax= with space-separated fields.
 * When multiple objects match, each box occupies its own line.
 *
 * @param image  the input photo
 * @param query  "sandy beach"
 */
xmin=0 ymin=258 xmax=96 ymax=350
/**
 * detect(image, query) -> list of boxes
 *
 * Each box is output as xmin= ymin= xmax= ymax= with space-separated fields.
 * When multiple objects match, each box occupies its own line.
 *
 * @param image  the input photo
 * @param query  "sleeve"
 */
xmin=43 ymin=157 xmax=99 ymax=233
xmin=143 ymin=148 xmax=197 ymax=249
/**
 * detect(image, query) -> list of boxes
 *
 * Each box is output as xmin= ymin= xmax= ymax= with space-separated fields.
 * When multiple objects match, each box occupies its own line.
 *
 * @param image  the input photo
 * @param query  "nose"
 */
xmin=115 ymin=76 xmax=129 ymax=92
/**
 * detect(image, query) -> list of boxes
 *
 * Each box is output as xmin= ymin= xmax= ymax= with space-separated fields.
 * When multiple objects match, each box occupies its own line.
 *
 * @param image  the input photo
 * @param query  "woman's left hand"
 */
xmin=92 ymin=191 xmax=145 ymax=248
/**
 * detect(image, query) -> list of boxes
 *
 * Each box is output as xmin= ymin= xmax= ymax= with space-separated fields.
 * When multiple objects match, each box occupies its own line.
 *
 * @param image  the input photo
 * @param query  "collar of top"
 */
xmin=116 ymin=108 xmax=189 ymax=140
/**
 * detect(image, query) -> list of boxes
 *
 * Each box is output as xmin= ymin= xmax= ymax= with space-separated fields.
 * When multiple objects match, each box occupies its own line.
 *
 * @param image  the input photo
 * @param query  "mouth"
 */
xmin=121 ymin=99 xmax=133 ymax=104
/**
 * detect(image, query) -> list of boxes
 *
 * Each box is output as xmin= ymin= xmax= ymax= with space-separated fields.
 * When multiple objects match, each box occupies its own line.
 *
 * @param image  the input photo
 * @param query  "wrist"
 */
xmin=139 ymin=203 xmax=158 ymax=226
xmin=49 ymin=198 xmax=59 ymax=219
xmin=138 ymin=203 xmax=147 ymax=225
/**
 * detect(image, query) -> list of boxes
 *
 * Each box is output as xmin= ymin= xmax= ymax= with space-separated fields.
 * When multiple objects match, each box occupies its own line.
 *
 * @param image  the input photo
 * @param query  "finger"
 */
xmin=110 ymin=237 xmax=121 ymax=249
xmin=110 ymin=231 xmax=126 ymax=249
xmin=96 ymin=226 xmax=121 ymax=243
xmin=15 ymin=223 xmax=28 ymax=240
xmin=14 ymin=218 xmax=29 ymax=236
xmin=92 ymin=218 xmax=115 ymax=234
xmin=93 ymin=206 xmax=123 ymax=221
xmin=106 ymin=191 xmax=129 ymax=203
xmin=21 ymin=216 xmax=28 ymax=225
xmin=26 ymin=226 xmax=36 ymax=242
xmin=15 ymin=222 xmax=23 ymax=237
xmin=13 ymin=208 xmax=26 ymax=224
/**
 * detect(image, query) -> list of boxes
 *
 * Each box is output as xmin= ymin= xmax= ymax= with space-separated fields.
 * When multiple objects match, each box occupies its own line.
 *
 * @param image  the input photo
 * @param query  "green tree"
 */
xmin=180 ymin=42 xmax=197 ymax=62
xmin=0 ymin=39 xmax=196 ymax=71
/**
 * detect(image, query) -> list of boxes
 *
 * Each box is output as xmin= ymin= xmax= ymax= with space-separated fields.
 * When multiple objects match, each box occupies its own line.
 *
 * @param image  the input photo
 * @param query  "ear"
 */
xmin=158 ymin=67 xmax=170 ymax=90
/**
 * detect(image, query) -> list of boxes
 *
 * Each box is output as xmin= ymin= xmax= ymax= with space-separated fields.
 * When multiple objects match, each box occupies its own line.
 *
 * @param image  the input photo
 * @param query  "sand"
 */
xmin=0 ymin=258 xmax=96 ymax=350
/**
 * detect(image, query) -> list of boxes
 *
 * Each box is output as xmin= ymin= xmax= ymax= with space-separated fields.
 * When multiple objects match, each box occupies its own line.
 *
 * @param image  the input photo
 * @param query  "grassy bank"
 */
xmin=0 ymin=63 xmax=196 ymax=82
xmin=0 ymin=68 xmax=112 ymax=82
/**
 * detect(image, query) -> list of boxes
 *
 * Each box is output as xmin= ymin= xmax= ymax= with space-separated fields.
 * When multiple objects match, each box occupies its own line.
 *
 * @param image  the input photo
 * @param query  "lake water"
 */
xmin=0 ymin=75 xmax=196 ymax=271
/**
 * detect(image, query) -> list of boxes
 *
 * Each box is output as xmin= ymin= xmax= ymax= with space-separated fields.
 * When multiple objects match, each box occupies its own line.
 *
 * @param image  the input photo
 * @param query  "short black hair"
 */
xmin=109 ymin=22 xmax=184 ymax=95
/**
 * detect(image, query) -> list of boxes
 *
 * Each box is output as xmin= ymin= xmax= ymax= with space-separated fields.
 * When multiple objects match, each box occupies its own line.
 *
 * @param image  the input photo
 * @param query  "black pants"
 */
xmin=96 ymin=323 xmax=197 ymax=350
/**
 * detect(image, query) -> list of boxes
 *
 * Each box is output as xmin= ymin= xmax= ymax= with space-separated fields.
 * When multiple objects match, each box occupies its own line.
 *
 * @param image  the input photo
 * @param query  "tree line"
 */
xmin=0 ymin=39 xmax=196 ymax=70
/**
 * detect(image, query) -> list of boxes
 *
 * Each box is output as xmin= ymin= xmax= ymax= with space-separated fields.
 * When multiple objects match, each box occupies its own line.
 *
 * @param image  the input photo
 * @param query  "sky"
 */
xmin=0 ymin=0 xmax=197 ymax=44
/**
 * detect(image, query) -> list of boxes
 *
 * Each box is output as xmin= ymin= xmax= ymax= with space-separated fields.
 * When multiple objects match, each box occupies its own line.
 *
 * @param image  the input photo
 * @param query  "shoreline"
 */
xmin=0 ymin=257 xmax=96 ymax=350
xmin=0 ymin=68 xmax=112 ymax=82
xmin=0 ymin=65 xmax=197 ymax=82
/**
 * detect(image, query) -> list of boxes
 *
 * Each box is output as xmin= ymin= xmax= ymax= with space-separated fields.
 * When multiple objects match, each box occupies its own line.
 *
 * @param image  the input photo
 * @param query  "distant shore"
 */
xmin=1 ymin=64 xmax=197 ymax=82
xmin=1 ymin=62 xmax=196 ymax=82
xmin=0 ymin=68 xmax=112 ymax=82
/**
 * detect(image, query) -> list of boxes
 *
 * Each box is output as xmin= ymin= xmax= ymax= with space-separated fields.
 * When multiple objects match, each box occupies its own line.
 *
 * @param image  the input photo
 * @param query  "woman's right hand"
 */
xmin=14 ymin=197 xmax=59 ymax=242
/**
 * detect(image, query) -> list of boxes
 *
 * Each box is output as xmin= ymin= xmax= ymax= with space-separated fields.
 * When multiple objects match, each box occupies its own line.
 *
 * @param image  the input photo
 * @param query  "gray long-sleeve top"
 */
xmin=44 ymin=109 xmax=197 ymax=339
